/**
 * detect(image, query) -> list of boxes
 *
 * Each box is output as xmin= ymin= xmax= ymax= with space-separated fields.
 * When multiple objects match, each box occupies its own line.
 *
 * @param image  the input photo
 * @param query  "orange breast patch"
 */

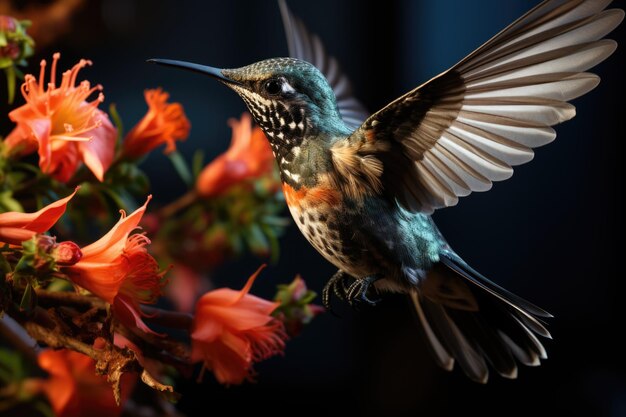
xmin=282 ymin=182 xmax=341 ymax=209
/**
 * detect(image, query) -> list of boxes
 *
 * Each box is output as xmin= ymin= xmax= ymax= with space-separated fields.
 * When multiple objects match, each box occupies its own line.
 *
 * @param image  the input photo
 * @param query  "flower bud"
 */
xmin=273 ymin=275 xmax=323 ymax=337
xmin=0 ymin=16 xmax=33 ymax=60
xmin=0 ymin=15 xmax=34 ymax=103
xmin=54 ymin=241 xmax=83 ymax=266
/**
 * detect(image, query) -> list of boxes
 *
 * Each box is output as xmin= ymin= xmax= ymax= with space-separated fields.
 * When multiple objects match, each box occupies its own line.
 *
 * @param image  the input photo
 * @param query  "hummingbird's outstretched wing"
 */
xmin=278 ymin=0 xmax=369 ymax=129
xmin=337 ymin=0 xmax=623 ymax=214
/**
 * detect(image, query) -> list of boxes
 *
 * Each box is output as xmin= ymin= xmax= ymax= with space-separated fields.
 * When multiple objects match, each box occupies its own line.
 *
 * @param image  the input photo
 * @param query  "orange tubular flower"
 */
xmin=0 ymin=188 xmax=77 ymax=245
xmin=196 ymin=113 xmax=274 ymax=197
xmin=4 ymin=53 xmax=116 ymax=182
xmin=37 ymin=349 xmax=133 ymax=417
xmin=191 ymin=265 xmax=287 ymax=385
xmin=64 ymin=196 xmax=167 ymax=333
xmin=122 ymin=88 xmax=190 ymax=158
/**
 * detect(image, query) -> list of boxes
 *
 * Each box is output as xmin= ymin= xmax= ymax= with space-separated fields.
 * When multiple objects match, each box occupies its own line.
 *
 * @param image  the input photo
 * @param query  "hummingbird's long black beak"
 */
xmin=147 ymin=58 xmax=241 ymax=85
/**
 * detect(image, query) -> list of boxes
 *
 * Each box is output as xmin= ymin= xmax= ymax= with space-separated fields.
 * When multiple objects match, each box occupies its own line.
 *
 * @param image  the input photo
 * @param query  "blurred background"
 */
xmin=1 ymin=0 xmax=625 ymax=416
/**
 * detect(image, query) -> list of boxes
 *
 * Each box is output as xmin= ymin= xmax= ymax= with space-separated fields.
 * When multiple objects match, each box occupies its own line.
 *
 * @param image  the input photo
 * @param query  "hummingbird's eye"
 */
xmin=264 ymin=79 xmax=282 ymax=96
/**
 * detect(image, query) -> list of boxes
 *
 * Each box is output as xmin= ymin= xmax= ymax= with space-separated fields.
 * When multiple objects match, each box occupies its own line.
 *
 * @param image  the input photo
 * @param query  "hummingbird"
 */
xmin=150 ymin=0 xmax=623 ymax=382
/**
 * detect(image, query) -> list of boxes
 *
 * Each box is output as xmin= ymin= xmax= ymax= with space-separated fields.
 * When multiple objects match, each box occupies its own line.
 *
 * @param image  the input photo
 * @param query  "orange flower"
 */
xmin=196 ymin=113 xmax=274 ymax=197
xmin=37 ymin=349 xmax=133 ymax=417
xmin=0 ymin=188 xmax=77 ymax=245
xmin=122 ymin=88 xmax=190 ymax=158
xmin=191 ymin=265 xmax=286 ymax=385
xmin=4 ymin=53 xmax=116 ymax=182
xmin=64 ymin=196 xmax=167 ymax=333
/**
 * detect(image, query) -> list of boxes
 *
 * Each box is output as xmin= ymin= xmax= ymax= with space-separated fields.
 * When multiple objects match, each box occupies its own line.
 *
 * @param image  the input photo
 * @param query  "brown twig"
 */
xmin=114 ymin=324 xmax=191 ymax=371
xmin=156 ymin=190 xmax=198 ymax=219
xmin=141 ymin=306 xmax=193 ymax=331
xmin=23 ymin=321 xmax=100 ymax=358
xmin=35 ymin=288 xmax=108 ymax=310
xmin=22 ymin=321 xmax=176 ymax=405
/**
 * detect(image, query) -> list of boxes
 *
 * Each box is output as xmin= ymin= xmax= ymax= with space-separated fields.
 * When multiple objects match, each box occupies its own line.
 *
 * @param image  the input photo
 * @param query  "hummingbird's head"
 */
xmin=148 ymin=58 xmax=347 ymax=159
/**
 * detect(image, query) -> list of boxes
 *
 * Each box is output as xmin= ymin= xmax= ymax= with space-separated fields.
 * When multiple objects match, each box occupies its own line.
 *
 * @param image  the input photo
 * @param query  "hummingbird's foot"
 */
xmin=346 ymin=275 xmax=382 ymax=308
xmin=322 ymin=270 xmax=349 ymax=310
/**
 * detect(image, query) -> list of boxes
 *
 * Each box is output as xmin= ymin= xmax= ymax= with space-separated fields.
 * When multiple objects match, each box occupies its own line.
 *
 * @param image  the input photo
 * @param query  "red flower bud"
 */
xmin=55 ymin=241 xmax=83 ymax=266
xmin=0 ymin=42 xmax=19 ymax=59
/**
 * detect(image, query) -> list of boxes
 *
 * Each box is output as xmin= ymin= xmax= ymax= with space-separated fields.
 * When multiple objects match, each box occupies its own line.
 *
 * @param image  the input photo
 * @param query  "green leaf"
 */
xmin=100 ymin=187 xmax=132 ymax=212
xmin=0 ymin=190 xmax=24 ymax=213
xmin=0 ymin=348 xmax=24 ymax=382
xmin=5 ymin=65 xmax=16 ymax=104
xmin=116 ymin=188 xmax=140 ymax=211
xmin=0 ymin=32 xmax=7 ymax=47
xmin=0 ymin=58 xmax=12 ymax=69
xmin=300 ymin=291 xmax=317 ymax=304
xmin=19 ymin=283 xmax=36 ymax=313
xmin=109 ymin=103 xmax=124 ymax=145
xmin=0 ymin=252 xmax=10 ymax=274
xmin=191 ymin=149 xmax=204 ymax=178
xmin=261 ymin=223 xmax=280 ymax=264
xmin=46 ymin=278 xmax=73 ymax=292
xmin=32 ymin=400 xmax=55 ymax=417
xmin=246 ymin=223 xmax=269 ymax=256
xmin=13 ymin=66 xmax=24 ymax=79
xmin=168 ymin=151 xmax=192 ymax=187
xmin=13 ymin=239 xmax=36 ymax=277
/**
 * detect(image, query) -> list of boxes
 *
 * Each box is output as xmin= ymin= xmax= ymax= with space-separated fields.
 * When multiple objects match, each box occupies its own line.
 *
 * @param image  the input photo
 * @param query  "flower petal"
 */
xmin=38 ymin=350 xmax=88 ymax=416
xmin=192 ymin=329 xmax=253 ymax=385
xmin=47 ymin=142 xmax=81 ymax=182
xmin=79 ymin=111 xmax=116 ymax=182
xmin=197 ymin=303 xmax=278 ymax=331
xmin=0 ymin=188 xmax=77 ymax=229
xmin=66 ymin=258 xmax=127 ymax=303
xmin=122 ymin=88 xmax=190 ymax=158
xmin=190 ymin=314 xmax=224 ymax=342
xmin=6 ymin=55 xmax=115 ymax=184
xmin=190 ymin=265 xmax=286 ymax=385
xmin=0 ymin=227 xmax=37 ymax=245
xmin=195 ymin=113 xmax=274 ymax=197
xmin=28 ymin=118 xmax=53 ymax=173
xmin=112 ymin=295 xmax=158 ymax=335
xmin=3 ymin=124 xmax=38 ymax=156
xmin=37 ymin=348 xmax=132 ymax=417
xmin=80 ymin=196 xmax=151 ymax=260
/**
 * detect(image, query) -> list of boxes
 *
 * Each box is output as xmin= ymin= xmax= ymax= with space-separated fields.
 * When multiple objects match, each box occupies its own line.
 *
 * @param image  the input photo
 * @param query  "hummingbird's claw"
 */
xmin=322 ymin=270 xmax=348 ymax=311
xmin=346 ymin=275 xmax=381 ymax=308
xmin=323 ymin=271 xmax=382 ymax=311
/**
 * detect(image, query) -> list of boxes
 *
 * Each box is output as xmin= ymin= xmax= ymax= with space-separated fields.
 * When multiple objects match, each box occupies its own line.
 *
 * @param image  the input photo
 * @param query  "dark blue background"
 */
xmin=4 ymin=1 xmax=626 ymax=416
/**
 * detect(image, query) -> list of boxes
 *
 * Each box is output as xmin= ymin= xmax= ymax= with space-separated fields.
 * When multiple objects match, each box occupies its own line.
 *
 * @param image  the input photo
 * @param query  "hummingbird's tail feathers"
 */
xmin=411 ymin=254 xmax=550 ymax=382
xmin=410 ymin=292 xmax=455 ymax=372
xmin=440 ymin=254 xmax=553 ymax=319
xmin=411 ymin=291 xmax=491 ymax=383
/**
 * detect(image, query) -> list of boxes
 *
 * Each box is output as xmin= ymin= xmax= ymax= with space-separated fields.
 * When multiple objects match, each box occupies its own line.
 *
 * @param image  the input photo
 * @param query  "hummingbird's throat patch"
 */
xmin=232 ymin=85 xmax=308 ymax=184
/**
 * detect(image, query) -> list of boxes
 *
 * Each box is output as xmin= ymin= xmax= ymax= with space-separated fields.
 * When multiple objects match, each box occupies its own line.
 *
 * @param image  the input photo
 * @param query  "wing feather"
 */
xmin=279 ymin=0 xmax=369 ymax=129
xmin=340 ymin=0 xmax=623 ymax=213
